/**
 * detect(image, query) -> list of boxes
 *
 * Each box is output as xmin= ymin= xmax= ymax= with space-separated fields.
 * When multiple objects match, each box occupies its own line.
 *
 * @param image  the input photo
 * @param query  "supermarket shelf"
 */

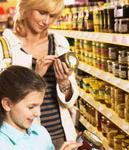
xmin=79 ymin=87 xmax=129 ymax=135
xmin=50 ymin=29 xmax=129 ymax=46
xmin=78 ymin=61 xmax=129 ymax=93
xmin=79 ymin=115 xmax=113 ymax=150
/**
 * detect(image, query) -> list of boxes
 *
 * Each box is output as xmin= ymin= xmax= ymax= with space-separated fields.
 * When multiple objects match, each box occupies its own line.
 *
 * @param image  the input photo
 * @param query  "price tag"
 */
xmin=86 ymin=67 xmax=91 ymax=72
xmin=115 ymin=78 xmax=120 ymax=86
xmin=88 ymin=33 xmax=92 ymax=39
xmin=107 ymin=111 xmax=112 ymax=118
xmin=94 ymin=34 xmax=99 ymax=40
xmin=92 ymin=130 xmax=96 ymax=135
xmin=109 ymin=148 xmax=114 ymax=150
xmin=122 ymin=123 xmax=129 ymax=132
xmin=80 ymin=92 xmax=84 ymax=98
xmin=105 ymin=74 xmax=110 ymax=81
xmin=86 ymin=123 xmax=90 ymax=129
xmin=121 ymin=36 xmax=127 ymax=45
xmin=80 ymin=116 xmax=84 ymax=123
xmin=112 ymin=35 xmax=117 ymax=43
xmin=86 ymin=95 xmax=90 ymax=102
xmin=125 ymin=83 xmax=129 ymax=92
xmin=98 ymin=105 xmax=104 ymax=112
xmin=96 ymin=70 xmax=101 ymax=77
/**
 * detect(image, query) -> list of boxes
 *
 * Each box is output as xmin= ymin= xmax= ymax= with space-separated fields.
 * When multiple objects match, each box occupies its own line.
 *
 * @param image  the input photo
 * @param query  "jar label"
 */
xmin=120 ymin=24 xmax=128 ymax=33
xmin=119 ymin=70 xmax=127 ymax=78
xmin=117 ymin=9 xmax=123 ymax=17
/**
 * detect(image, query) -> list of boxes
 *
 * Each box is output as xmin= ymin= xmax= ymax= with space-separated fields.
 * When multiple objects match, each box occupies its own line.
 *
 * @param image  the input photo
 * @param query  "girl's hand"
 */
xmin=59 ymin=141 xmax=83 ymax=150
xmin=53 ymin=58 xmax=73 ymax=86
xmin=35 ymin=55 xmax=56 ymax=76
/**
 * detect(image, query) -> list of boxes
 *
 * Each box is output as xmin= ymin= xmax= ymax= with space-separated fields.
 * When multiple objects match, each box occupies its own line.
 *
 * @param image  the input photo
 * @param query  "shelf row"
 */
xmin=79 ymin=115 xmax=112 ymax=150
xmin=79 ymin=87 xmax=129 ymax=135
xmin=50 ymin=29 xmax=129 ymax=46
xmin=78 ymin=61 xmax=129 ymax=93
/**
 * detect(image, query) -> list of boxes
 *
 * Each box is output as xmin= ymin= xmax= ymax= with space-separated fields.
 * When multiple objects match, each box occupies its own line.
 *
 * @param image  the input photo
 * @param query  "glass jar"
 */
xmin=96 ymin=42 xmax=100 ymax=58
xmin=108 ymin=47 xmax=118 ymax=60
xmin=119 ymin=64 xmax=128 ymax=80
xmin=105 ymin=85 xmax=111 ymax=108
xmin=119 ymin=18 xmax=129 ymax=33
xmin=122 ymin=139 xmax=129 ymax=149
xmin=106 ymin=120 xmax=115 ymax=137
xmin=128 ymin=51 xmax=129 ymax=66
xmin=101 ymin=58 xmax=108 ymax=71
xmin=114 ymin=135 xmax=126 ymax=150
xmin=117 ymin=103 xmax=125 ymax=119
xmin=114 ymin=19 xmax=119 ymax=33
xmin=118 ymin=50 xmax=128 ymax=65
xmin=124 ymin=107 xmax=129 ymax=122
xmin=125 ymin=94 xmax=129 ymax=108
xmin=107 ymin=59 xmax=112 ymax=73
xmin=97 ymin=57 xmax=101 ymax=69
xmin=108 ymin=129 xmax=119 ymax=148
xmin=101 ymin=116 xmax=107 ymax=137
xmin=112 ymin=61 xmax=119 ymax=77
xmin=100 ymin=43 xmax=108 ymax=59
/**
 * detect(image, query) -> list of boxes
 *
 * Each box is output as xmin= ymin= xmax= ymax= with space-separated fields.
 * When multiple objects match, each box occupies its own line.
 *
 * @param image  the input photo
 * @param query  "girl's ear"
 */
xmin=1 ymin=97 xmax=12 ymax=111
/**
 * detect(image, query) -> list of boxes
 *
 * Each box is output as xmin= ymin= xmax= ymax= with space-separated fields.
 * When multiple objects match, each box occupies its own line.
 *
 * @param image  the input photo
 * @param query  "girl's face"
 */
xmin=26 ymin=10 xmax=56 ymax=33
xmin=5 ymin=91 xmax=44 ymax=134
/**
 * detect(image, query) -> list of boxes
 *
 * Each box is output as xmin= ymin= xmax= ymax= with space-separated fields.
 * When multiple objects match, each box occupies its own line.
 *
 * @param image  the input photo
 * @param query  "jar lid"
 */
xmin=65 ymin=51 xmax=79 ymax=69
xmin=83 ymin=130 xmax=103 ymax=147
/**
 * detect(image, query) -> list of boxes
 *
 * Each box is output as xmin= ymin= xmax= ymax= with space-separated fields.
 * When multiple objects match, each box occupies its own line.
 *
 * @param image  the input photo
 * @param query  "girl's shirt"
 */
xmin=0 ymin=122 xmax=55 ymax=150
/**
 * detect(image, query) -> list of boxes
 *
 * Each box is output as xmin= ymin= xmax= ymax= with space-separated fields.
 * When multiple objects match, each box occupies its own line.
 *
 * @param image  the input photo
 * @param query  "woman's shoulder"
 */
xmin=48 ymin=30 xmax=69 ymax=48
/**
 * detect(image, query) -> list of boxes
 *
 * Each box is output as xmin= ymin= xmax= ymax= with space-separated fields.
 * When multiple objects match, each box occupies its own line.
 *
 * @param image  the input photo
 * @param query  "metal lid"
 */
xmin=83 ymin=130 xmax=103 ymax=147
xmin=65 ymin=51 xmax=79 ymax=69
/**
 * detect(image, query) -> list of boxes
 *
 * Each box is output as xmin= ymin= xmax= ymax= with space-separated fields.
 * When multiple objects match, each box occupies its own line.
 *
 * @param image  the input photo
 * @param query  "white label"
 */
xmin=107 ymin=111 xmax=112 ymax=118
xmin=96 ymin=70 xmax=101 ymax=77
xmin=125 ymin=83 xmax=129 ymax=92
xmin=117 ymin=9 xmax=123 ymax=17
xmin=105 ymin=74 xmax=110 ymax=81
xmin=98 ymin=105 xmax=104 ymax=112
xmin=115 ymin=78 xmax=120 ymax=85
xmin=87 ymin=67 xmax=91 ymax=72
xmin=86 ymin=123 xmax=90 ymax=129
xmin=122 ymin=123 xmax=129 ymax=132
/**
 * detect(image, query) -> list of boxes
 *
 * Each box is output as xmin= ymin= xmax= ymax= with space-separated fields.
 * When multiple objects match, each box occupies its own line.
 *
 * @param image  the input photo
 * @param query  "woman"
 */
xmin=0 ymin=65 xmax=82 ymax=150
xmin=0 ymin=0 xmax=79 ymax=149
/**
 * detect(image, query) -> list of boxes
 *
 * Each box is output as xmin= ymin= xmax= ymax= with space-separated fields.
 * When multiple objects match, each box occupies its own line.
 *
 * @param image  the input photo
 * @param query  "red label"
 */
xmin=121 ymin=36 xmax=127 ymax=45
xmin=112 ymin=35 xmax=117 ymax=43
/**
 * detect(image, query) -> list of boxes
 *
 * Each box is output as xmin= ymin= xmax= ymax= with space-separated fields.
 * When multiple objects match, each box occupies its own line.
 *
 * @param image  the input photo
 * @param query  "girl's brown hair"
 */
xmin=0 ymin=65 xmax=46 ymax=127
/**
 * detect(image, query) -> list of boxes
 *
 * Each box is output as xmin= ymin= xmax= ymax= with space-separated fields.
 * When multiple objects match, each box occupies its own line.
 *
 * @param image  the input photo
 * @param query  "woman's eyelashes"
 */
xmin=38 ymin=11 xmax=55 ymax=18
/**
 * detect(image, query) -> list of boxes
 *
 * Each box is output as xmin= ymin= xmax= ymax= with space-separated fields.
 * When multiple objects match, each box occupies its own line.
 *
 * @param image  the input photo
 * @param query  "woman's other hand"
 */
xmin=59 ymin=141 xmax=83 ymax=150
xmin=35 ymin=55 xmax=56 ymax=76
xmin=53 ymin=58 xmax=73 ymax=86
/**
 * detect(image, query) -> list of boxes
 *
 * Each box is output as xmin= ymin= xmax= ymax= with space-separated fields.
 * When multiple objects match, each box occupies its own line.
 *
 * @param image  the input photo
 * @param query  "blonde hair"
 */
xmin=14 ymin=0 xmax=64 ymax=37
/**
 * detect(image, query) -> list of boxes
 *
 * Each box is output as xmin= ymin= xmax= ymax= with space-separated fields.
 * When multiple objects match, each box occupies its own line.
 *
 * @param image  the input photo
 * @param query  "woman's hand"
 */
xmin=59 ymin=141 xmax=83 ymax=150
xmin=53 ymin=58 xmax=73 ymax=87
xmin=35 ymin=55 xmax=56 ymax=76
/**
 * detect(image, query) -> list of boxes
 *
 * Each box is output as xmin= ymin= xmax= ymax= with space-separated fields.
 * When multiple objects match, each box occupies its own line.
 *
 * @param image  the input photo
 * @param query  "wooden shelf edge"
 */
xmin=79 ymin=87 xmax=129 ymax=135
xmin=49 ymin=29 xmax=129 ymax=46
xmin=78 ymin=61 xmax=129 ymax=93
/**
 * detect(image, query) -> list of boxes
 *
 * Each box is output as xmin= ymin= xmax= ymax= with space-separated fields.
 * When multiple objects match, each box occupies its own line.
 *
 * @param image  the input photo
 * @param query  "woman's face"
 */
xmin=26 ymin=10 xmax=56 ymax=33
xmin=5 ymin=90 xmax=44 ymax=134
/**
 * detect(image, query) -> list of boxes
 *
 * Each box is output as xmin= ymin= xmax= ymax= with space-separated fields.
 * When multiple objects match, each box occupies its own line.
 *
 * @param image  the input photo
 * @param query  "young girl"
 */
xmin=0 ymin=66 xmax=82 ymax=150
xmin=1 ymin=0 xmax=79 ymax=148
